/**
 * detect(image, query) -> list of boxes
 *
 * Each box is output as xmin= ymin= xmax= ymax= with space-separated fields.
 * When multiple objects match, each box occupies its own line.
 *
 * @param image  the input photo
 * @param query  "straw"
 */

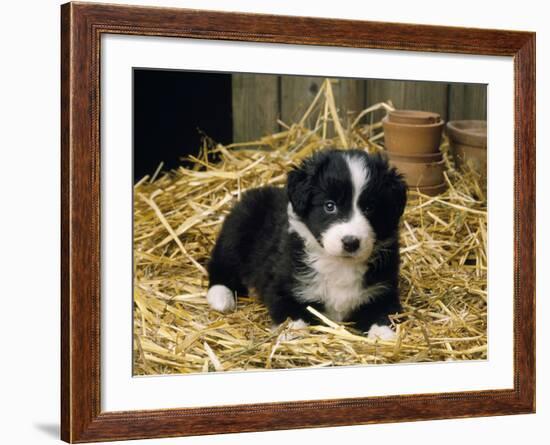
xmin=133 ymin=79 xmax=487 ymax=375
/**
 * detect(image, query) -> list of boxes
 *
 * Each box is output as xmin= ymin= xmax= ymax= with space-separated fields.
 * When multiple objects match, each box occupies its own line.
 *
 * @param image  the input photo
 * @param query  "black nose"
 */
xmin=342 ymin=236 xmax=360 ymax=253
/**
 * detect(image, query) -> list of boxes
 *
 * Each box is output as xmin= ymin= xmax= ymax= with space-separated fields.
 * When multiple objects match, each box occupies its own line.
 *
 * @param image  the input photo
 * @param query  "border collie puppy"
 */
xmin=206 ymin=149 xmax=407 ymax=339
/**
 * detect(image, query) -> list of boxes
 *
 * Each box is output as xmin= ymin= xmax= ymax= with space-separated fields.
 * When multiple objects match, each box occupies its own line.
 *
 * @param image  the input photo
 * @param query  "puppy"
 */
xmin=206 ymin=149 xmax=407 ymax=339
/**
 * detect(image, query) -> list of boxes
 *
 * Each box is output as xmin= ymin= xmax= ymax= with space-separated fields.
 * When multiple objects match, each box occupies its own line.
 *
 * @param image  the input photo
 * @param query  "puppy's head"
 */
xmin=287 ymin=149 xmax=406 ymax=260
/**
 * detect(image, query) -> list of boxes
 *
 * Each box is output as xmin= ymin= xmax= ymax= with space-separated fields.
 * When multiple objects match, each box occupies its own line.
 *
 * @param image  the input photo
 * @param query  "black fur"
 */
xmin=207 ymin=149 xmax=407 ymax=333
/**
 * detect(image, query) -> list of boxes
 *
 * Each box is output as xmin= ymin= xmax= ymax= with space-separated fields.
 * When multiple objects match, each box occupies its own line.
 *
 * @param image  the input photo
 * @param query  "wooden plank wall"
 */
xmin=231 ymin=74 xmax=279 ymax=138
xmin=232 ymin=75 xmax=487 ymax=143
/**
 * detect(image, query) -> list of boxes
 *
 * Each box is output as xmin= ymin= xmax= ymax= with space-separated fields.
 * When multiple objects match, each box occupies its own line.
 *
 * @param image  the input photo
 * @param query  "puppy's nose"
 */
xmin=342 ymin=236 xmax=360 ymax=253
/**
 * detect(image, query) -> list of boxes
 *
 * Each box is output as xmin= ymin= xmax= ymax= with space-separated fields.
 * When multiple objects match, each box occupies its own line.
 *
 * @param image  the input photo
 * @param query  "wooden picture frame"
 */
xmin=61 ymin=2 xmax=535 ymax=442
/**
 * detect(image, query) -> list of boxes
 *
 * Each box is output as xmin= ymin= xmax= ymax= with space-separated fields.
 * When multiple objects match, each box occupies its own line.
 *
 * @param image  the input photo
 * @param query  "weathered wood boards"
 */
xmin=232 ymin=75 xmax=487 ymax=142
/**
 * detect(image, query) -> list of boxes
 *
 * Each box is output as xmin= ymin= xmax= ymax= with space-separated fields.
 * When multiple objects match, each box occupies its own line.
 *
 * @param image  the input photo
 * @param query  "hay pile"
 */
xmin=133 ymin=80 xmax=487 ymax=375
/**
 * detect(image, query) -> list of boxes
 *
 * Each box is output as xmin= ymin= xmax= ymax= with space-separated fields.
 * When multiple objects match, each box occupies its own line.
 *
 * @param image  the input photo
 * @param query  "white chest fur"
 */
xmin=294 ymin=253 xmax=381 ymax=322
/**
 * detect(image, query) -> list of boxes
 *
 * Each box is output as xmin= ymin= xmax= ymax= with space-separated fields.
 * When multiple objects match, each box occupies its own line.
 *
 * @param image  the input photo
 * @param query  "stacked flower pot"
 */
xmin=446 ymin=120 xmax=487 ymax=176
xmin=383 ymin=110 xmax=447 ymax=196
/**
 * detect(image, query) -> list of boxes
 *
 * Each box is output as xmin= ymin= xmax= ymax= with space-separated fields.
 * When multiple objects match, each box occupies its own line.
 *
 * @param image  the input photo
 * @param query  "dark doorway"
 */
xmin=133 ymin=69 xmax=233 ymax=183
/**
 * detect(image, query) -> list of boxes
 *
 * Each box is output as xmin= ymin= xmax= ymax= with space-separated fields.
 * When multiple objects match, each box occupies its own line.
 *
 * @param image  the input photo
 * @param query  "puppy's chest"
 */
xmin=294 ymin=256 xmax=369 ymax=322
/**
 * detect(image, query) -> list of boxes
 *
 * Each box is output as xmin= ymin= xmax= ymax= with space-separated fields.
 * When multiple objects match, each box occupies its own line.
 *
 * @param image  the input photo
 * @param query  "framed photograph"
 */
xmin=61 ymin=2 xmax=535 ymax=442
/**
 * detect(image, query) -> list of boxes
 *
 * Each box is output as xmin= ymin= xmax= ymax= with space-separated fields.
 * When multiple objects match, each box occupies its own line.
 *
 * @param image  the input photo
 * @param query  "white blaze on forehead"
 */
xmin=345 ymin=153 xmax=369 ymax=203
xmin=320 ymin=153 xmax=375 ymax=258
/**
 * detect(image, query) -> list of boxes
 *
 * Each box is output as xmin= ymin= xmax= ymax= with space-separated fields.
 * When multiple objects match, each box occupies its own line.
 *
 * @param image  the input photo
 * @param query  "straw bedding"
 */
xmin=133 ymin=80 xmax=487 ymax=375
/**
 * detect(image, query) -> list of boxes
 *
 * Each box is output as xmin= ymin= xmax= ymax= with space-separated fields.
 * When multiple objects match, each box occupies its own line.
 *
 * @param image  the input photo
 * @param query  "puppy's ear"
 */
xmin=287 ymin=166 xmax=311 ymax=217
xmin=384 ymin=166 xmax=408 ymax=221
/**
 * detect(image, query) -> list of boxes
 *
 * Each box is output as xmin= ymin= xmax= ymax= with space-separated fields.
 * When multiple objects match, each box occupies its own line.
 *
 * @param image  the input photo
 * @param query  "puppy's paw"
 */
xmin=367 ymin=324 xmax=396 ymax=341
xmin=206 ymin=285 xmax=236 ymax=313
xmin=276 ymin=319 xmax=309 ymax=342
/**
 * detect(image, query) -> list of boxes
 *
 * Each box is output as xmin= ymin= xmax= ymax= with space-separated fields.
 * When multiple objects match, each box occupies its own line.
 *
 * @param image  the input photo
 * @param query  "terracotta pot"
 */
xmin=446 ymin=120 xmax=487 ymax=175
xmin=446 ymin=120 xmax=487 ymax=148
xmin=389 ymin=158 xmax=446 ymax=187
xmin=412 ymin=182 xmax=448 ymax=196
xmin=386 ymin=150 xmax=443 ymax=164
xmin=450 ymin=142 xmax=487 ymax=174
xmin=383 ymin=117 xmax=445 ymax=155
xmin=388 ymin=109 xmax=440 ymax=125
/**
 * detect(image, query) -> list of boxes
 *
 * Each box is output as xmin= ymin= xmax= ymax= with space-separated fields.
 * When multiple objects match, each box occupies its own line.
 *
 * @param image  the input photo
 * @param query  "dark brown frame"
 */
xmin=61 ymin=2 xmax=536 ymax=442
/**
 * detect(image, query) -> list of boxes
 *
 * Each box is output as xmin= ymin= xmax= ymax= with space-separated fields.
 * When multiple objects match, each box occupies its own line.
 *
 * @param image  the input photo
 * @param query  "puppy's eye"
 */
xmin=324 ymin=200 xmax=337 ymax=214
xmin=361 ymin=201 xmax=373 ymax=213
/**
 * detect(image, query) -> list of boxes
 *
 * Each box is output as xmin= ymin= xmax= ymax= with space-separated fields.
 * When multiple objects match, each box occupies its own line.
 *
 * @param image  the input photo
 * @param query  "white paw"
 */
xmin=368 ymin=324 xmax=396 ymax=341
xmin=288 ymin=319 xmax=309 ymax=331
xmin=206 ymin=285 xmax=236 ymax=313
xmin=276 ymin=319 xmax=309 ymax=341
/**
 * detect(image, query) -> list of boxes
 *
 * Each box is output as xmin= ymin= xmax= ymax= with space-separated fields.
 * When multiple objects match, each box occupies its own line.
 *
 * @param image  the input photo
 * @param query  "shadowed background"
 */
xmin=133 ymin=69 xmax=486 ymax=182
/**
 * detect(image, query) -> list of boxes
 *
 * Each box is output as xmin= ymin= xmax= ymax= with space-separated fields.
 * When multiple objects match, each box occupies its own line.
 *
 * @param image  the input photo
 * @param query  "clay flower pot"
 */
xmin=386 ymin=150 xmax=443 ymax=164
xmin=450 ymin=142 xmax=487 ymax=173
xmin=446 ymin=120 xmax=487 ymax=174
xmin=383 ymin=116 xmax=445 ymax=155
xmin=388 ymin=110 xmax=440 ymax=125
xmin=446 ymin=120 xmax=486 ymax=148
xmin=413 ymin=182 xmax=448 ymax=196
xmin=388 ymin=157 xmax=446 ymax=187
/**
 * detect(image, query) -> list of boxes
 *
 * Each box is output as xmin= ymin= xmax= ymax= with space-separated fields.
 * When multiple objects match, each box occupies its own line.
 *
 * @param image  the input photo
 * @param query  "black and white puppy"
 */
xmin=206 ymin=149 xmax=407 ymax=339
